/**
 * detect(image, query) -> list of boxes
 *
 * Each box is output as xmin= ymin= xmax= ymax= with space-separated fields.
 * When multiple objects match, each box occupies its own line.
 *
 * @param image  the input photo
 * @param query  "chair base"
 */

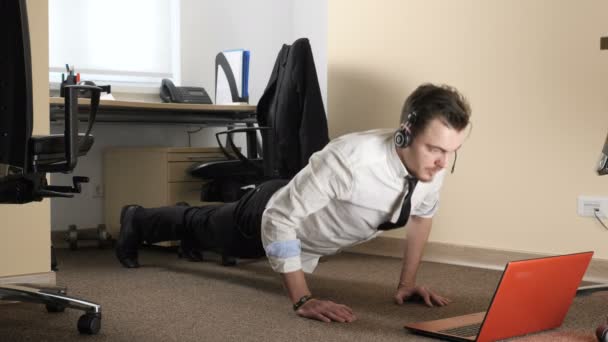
xmin=0 ymin=283 xmax=102 ymax=334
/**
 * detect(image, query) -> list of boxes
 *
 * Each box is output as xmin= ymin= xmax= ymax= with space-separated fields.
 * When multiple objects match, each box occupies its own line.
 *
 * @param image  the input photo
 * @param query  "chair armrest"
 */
xmin=61 ymin=85 xmax=102 ymax=171
xmin=215 ymin=126 xmax=271 ymax=161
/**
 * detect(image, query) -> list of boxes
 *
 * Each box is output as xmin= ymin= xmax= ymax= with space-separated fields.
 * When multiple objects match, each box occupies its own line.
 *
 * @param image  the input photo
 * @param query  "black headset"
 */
xmin=394 ymin=111 xmax=417 ymax=148
xmin=394 ymin=111 xmax=458 ymax=173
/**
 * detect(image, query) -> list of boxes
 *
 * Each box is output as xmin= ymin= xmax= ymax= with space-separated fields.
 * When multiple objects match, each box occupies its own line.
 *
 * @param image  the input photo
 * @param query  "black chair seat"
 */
xmin=30 ymin=134 xmax=94 ymax=161
xmin=188 ymin=159 xmax=263 ymax=179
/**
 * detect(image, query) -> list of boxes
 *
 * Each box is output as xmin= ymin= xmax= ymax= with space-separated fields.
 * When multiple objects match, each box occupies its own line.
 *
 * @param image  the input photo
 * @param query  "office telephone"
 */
xmin=160 ymin=78 xmax=212 ymax=104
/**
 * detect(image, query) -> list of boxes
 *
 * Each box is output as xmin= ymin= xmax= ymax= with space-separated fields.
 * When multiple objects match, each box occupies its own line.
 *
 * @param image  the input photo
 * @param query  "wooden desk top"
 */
xmin=49 ymin=97 xmax=257 ymax=125
xmin=49 ymin=97 xmax=256 ymax=112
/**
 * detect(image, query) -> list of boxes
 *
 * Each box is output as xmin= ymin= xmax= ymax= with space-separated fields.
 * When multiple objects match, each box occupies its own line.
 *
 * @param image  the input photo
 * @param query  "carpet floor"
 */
xmin=0 ymin=247 xmax=605 ymax=341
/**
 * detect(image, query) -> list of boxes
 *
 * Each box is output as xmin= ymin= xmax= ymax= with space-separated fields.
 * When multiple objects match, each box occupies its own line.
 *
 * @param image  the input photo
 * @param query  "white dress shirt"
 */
xmin=260 ymin=129 xmax=446 ymax=273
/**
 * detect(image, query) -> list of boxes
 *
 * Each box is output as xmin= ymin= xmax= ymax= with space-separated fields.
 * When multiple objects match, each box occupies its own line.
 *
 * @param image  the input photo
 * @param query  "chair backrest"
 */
xmin=191 ymin=39 xmax=329 ymax=202
xmin=0 ymin=0 xmax=33 ymax=171
xmin=0 ymin=0 xmax=102 ymax=203
xmin=256 ymin=38 xmax=329 ymax=179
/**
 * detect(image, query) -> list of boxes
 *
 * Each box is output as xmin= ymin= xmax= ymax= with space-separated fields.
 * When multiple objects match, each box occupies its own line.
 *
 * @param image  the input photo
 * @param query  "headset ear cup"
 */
xmin=394 ymin=130 xmax=405 ymax=148
xmin=394 ymin=129 xmax=410 ymax=148
xmin=396 ymin=111 xmax=416 ymax=148
xmin=403 ymin=132 xmax=411 ymax=147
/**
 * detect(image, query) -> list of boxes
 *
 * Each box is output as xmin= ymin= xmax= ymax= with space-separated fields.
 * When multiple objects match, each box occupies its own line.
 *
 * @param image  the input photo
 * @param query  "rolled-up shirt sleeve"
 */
xmin=261 ymin=146 xmax=352 ymax=273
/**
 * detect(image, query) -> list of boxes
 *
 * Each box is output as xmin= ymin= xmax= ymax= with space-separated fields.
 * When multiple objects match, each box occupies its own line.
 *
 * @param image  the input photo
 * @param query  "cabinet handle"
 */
xmin=186 ymin=157 xmax=212 ymax=161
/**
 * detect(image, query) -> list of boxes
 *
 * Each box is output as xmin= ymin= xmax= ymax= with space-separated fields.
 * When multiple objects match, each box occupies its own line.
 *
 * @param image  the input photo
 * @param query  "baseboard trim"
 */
xmin=0 ymin=272 xmax=56 ymax=286
xmin=346 ymin=237 xmax=608 ymax=283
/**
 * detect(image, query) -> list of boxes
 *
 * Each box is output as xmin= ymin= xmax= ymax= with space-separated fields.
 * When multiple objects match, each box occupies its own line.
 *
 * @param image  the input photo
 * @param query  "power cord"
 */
xmin=593 ymin=208 xmax=608 ymax=231
xmin=186 ymin=127 xmax=203 ymax=147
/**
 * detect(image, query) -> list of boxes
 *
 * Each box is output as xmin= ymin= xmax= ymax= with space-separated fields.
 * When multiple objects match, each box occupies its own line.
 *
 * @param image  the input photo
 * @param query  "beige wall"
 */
xmin=0 ymin=0 xmax=50 ymax=277
xmin=329 ymin=1 xmax=608 ymax=259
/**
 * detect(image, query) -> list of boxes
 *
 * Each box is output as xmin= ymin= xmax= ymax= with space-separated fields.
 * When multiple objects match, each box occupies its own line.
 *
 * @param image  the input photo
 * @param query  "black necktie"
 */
xmin=377 ymin=176 xmax=418 ymax=231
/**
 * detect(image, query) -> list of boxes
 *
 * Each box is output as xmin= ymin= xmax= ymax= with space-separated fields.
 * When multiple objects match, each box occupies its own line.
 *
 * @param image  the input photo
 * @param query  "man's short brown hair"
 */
xmin=401 ymin=84 xmax=471 ymax=138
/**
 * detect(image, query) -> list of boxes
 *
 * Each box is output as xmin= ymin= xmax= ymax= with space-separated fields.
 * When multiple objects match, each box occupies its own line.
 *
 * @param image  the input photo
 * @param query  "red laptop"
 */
xmin=404 ymin=251 xmax=593 ymax=342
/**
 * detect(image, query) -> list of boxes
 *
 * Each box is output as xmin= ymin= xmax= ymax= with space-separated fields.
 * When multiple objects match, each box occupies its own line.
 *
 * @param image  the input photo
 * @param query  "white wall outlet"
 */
xmin=577 ymin=196 xmax=608 ymax=217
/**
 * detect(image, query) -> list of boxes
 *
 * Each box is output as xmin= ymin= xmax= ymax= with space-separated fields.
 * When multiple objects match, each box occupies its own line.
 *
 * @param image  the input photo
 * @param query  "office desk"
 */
xmin=49 ymin=97 xmax=257 ymax=126
xmin=49 ymin=98 xmax=259 ymax=242
xmin=50 ymin=97 xmax=259 ymax=157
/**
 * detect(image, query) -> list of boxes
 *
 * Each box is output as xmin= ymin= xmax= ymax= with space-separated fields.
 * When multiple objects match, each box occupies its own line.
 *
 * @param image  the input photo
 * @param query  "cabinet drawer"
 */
xmin=168 ymin=152 xmax=225 ymax=162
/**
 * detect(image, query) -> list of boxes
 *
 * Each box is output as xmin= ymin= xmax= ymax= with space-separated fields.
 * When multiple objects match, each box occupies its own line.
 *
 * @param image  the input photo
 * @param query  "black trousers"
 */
xmin=137 ymin=179 xmax=288 ymax=258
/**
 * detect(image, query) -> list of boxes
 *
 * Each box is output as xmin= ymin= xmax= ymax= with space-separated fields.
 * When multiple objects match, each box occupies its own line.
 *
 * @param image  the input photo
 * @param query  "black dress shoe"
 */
xmin=115 ymin=205 xmax=143 ymax=268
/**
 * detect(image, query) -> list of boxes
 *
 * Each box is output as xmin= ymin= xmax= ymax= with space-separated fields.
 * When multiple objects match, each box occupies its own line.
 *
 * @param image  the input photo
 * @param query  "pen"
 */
xmin=65 ymin=63 xmax=69 ymax=73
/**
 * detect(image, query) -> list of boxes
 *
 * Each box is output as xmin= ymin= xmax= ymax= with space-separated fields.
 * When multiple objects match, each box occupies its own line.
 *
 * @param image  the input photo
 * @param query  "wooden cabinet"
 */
xmin=103 ymin=147 xmax=224 ymax=237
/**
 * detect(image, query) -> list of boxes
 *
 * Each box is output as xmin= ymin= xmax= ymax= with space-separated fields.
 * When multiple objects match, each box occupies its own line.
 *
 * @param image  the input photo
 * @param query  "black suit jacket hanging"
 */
xmin=256 ymin=38 xmax=329 ymax=179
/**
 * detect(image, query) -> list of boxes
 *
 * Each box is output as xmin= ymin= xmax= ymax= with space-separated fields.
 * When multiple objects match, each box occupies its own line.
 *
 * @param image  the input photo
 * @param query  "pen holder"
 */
xmin=60 ymin=75 xmax=77 ymax=97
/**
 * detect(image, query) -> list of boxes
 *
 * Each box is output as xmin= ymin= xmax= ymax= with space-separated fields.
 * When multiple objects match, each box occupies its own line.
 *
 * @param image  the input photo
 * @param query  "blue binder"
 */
xmin=215 ymin=49 xmax=250 ymax=104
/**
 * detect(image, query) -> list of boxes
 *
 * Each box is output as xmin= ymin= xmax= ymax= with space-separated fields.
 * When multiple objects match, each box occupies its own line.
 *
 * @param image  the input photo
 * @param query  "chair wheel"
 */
xmin=77 ymin=313 xmax=101 ymax=335
xmin=97 ymin=224 xmax=111 ymax=249
xmin=45 ymin=302 xmax=66 ymax=313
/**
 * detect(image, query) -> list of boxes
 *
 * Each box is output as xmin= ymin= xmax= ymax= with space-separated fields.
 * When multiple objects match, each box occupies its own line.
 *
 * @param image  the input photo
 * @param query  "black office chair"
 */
xmin=189 ymin=38 xmax=329 ymax=202
xmin=185 ymin=39 xmax=329 ymax=266
xmin=0 ymin=0 xmax=103 ymax=335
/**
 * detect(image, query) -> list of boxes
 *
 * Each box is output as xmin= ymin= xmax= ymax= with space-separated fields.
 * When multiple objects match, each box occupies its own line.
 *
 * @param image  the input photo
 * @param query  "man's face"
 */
xmin=400 ymin=118 xmax=467 ymax=182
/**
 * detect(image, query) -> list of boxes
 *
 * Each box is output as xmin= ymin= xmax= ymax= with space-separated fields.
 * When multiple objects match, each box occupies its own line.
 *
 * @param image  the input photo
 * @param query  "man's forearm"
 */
xmin=399 ymin=216 xmax=432 ymax=286
xmin=282 ymin=270 xmax=312 ymax=303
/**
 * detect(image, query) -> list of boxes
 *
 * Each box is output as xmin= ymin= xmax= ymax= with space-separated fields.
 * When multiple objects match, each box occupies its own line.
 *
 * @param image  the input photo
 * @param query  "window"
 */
xmin=49 ymin=0 xmax=180 ymax=91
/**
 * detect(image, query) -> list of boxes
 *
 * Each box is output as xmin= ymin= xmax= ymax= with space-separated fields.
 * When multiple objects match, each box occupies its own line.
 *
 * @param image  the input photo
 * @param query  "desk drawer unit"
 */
xmin=104 ymin=147 xmax=225 ymax=236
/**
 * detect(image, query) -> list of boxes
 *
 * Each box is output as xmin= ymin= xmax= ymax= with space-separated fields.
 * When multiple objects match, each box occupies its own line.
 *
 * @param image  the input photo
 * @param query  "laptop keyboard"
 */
xmin=438 ymin=323 xmax=482 ymax=337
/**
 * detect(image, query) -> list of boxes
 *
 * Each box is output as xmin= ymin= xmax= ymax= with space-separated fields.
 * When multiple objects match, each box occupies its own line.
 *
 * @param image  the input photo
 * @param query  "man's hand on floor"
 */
xmin=394 ymin=284 xmax=451 ymax=307
xmin=296 ymin=299 xmax=357 ymax=323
